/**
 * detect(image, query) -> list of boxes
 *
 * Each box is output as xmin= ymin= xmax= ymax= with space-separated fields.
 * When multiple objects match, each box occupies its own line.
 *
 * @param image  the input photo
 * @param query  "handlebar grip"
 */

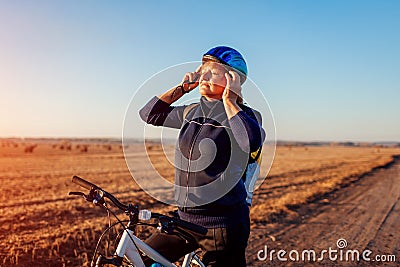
xmin=175 ymin=219 xmax=208 ymax=235
xmin=72 ymin=175 xmax=98 ymax=190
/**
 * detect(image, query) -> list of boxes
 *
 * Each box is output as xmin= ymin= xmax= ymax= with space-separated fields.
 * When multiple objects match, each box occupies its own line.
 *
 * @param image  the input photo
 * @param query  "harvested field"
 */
xmin=0 ymin=139 xmax=399 ymax=266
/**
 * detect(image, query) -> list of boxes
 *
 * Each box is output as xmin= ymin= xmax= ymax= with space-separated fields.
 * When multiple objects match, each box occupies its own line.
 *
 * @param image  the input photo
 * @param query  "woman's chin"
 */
xmin=199 ymin=87 xmax=209 ymax=95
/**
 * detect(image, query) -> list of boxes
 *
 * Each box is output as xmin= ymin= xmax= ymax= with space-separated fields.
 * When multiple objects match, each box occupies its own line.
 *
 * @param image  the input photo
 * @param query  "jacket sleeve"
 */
xmin=139 ymin=96 xmax=188 ymax=129
xmin=228 ymin=107 xmax=266 ymax=154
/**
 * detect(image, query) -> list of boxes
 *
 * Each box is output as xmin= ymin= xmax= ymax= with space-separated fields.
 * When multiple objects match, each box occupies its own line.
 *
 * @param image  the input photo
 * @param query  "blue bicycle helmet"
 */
xmin=202 ymin=46 xmax=247 ymax=83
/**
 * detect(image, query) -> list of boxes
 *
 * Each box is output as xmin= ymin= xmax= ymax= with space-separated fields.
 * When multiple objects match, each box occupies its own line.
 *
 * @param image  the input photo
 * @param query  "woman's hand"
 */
xmin=158 ymin=65 xmax=201 ymax=104
xmin=223 ymin=71 xmax=242 ymax=105
xmin=223 ymin=71 xmax=243 ymax=119
xmin=181 ymin=65 xmax=202 ymax=93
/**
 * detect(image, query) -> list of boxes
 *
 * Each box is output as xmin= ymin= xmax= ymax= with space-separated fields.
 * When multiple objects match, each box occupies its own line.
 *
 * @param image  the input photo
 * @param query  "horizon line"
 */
xmin=0 ymin=136 xmax=399 ymax=144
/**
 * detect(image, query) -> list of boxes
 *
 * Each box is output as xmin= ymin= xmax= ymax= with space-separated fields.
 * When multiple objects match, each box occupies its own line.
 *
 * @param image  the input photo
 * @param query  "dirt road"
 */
xmin=247 ymin=157 xmax=400 ymax=266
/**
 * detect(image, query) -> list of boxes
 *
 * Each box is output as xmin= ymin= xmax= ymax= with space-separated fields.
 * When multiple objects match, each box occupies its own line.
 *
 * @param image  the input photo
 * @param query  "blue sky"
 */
xmin=0 ymin=0 xmax=399 ymax=142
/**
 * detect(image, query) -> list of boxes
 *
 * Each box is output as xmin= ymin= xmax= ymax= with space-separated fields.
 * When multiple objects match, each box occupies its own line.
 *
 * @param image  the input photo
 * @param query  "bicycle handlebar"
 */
xmin=72 ymin=175 xmax=128 ymax=211
xmin=72 ymin=175 xmax=99 ymax=190
xmin=168 ymin=215 xmax=208 ymax=235
xmin=71 ymin=176 xmax=207 ymax=235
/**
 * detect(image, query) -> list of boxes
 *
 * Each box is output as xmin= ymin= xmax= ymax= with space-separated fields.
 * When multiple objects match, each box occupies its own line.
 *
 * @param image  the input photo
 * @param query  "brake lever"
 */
xmin=69 ymin=191 xmax=95 ymax=203
xmin=69 ymin=191 xmax=86 ymax=197
xmin=158 ymin=216 xmax=176 ymax=235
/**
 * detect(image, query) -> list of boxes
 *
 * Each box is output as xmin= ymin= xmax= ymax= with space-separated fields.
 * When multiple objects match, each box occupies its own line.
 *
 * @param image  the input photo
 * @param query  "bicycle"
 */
xmin=69 ymin=175 xmax=207 ymax=267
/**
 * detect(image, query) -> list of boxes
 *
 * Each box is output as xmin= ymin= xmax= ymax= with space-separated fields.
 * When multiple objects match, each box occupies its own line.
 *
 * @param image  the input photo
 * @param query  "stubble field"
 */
xmin=0 ymin=139 xmax=399 ymax=266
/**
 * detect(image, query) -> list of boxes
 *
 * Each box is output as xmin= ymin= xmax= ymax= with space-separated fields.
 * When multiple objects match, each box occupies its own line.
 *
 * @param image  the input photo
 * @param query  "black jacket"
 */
xmin=139 ymin=96 xmax=264 ymax=227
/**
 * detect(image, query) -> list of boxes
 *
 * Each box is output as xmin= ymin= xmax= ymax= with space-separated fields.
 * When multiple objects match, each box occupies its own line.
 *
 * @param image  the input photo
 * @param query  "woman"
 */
xmin=139 ymin=46 xmax=265 ymax=266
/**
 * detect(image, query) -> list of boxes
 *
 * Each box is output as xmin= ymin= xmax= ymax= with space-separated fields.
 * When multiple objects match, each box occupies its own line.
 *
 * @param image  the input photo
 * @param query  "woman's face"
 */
xmin=198 ymin=61 xmax=228 ymax=100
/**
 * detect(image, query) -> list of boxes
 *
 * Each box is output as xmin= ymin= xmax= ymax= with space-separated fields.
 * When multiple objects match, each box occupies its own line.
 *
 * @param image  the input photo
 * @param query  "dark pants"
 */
xmin=143 ymin=218 xmax=250 ymax=267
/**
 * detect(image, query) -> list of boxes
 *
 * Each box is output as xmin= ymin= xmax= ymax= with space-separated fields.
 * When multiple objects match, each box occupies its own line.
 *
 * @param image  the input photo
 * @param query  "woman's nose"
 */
xmin=200 ymin=71 xmax=211 ymax=81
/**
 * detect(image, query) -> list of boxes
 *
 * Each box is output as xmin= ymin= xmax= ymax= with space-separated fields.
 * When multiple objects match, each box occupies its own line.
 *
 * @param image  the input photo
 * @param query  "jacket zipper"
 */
xmin=183 ymin=117 xmax=205 ymax=210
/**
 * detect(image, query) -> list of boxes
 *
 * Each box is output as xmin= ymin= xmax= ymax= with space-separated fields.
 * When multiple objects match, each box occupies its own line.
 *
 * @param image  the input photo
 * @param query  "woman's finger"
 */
xmin=182 ymin=73 xmax=190 ymax=83
xmin=227 ymin=71 xmax=242 ymax=95
xmin=195 ymin=64 xmax=202 ymax=74
xmin=229 ymin=71 xmax=240 ymax=85
xmin=225 ymin=73 xmax=232 ymax=88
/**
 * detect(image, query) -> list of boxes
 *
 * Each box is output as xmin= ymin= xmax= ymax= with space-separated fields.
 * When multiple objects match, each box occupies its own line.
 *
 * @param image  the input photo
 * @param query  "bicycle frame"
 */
xmin=113 ymin=228 xmax=205 ymax=267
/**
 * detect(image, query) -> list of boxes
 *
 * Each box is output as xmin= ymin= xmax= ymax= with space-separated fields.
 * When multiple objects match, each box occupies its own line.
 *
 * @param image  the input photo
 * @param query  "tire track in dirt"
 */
xmin=248 ymin=157 xmax=400 ymax=266
xmin=366 ymin=194 xmax=399 ymax=264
